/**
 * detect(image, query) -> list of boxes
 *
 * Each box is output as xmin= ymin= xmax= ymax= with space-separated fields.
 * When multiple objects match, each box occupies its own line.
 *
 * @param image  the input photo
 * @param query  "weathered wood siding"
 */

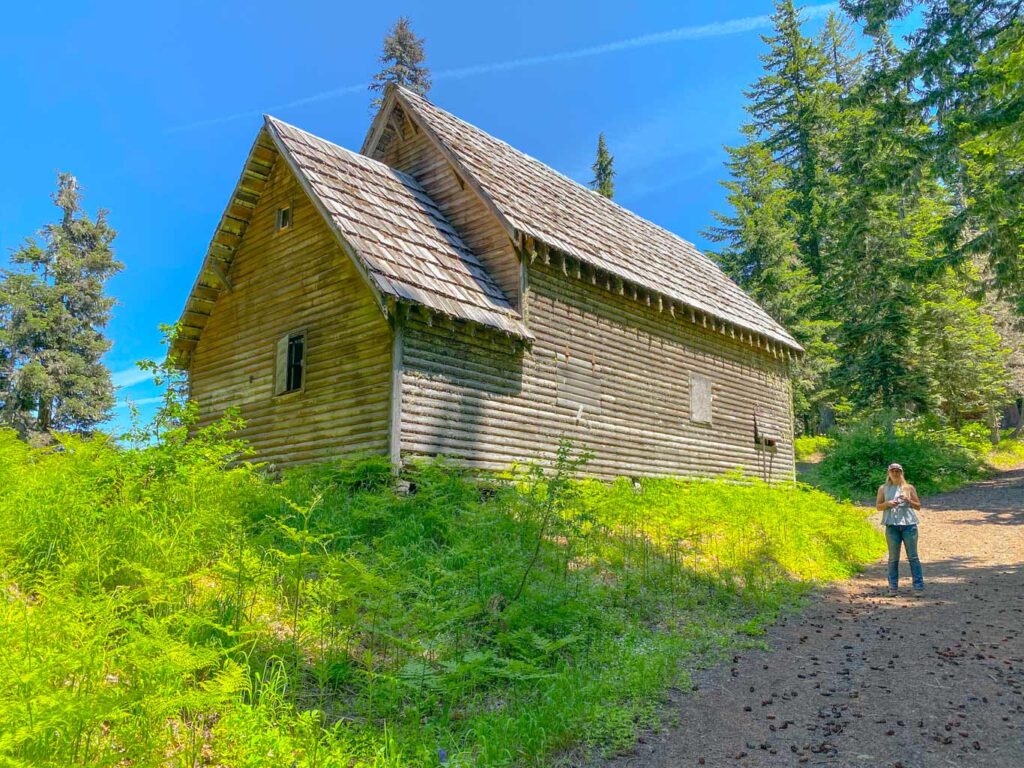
xmin=399 ymin=259 xmax=794 ymax=481
xmin=373 ymin=107 xmax=521 ymax=306
xmin=189 ymin=155 xmax=393 ymax=467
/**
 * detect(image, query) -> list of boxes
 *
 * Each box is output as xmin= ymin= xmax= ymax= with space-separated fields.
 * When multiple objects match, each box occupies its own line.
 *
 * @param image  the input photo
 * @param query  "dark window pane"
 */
xmin=277 ymin=207 xmax=292 ymax=230
xmin=286 ymin=334 xmax=304 ymax=391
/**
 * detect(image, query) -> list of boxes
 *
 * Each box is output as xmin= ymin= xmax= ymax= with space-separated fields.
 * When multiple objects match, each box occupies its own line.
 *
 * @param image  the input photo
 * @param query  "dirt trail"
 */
xmin=601 ymin=469 xmax=1024 ymax=768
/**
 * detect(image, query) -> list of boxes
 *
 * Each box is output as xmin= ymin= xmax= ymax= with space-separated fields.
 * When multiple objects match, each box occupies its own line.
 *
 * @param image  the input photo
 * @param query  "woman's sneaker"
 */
xmin=887 ymin=587 xmax=898 ymax=597
xmin=913 ymin=588 xmax=924 ymax=598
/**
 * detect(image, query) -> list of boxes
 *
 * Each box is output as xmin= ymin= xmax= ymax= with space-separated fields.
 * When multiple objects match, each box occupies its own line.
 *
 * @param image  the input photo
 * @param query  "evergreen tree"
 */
xmin=707 ymin=129 xmax=838 ymax=431
xmin=589 ymin=133 xmax=615 ymax=199
xmin=746 ymin=0 xmax=836 ymax=276
xmin=983 ymin=283 xmax=1024 ymax=429
xmin=828 ymin=31 xmax=951 ymax=412
xmin=369 ymin=17 xmax=431 ymax=109
xmin=819 ymin=11 xmax=864 ymax=90
xmin=917 ymin=271 xmax=1011 ymax=428
xmin=712 ymin=2 xmax=1016 ymax=430
xmin=0 ymin=173 xmax=122 ymax=440
xmin=843 ymin=0 xmax=1024 ymax=306
xmin=711 ymin=3 xmax=857 ymax=429
xmin=959 ymin=20 xmax=1024 ymax=312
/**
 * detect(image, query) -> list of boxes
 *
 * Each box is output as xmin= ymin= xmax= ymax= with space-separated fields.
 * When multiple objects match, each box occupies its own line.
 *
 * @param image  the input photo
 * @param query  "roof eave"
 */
xmin=169 ymin=127 xmax=279 ymax=369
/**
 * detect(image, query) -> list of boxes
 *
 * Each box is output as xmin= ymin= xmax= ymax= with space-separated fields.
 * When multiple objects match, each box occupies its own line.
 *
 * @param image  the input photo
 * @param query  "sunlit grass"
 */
xmin=0 ymin=428 xmax=883 ymax=767
xmin=988 ymin=436 xmax=1024 ymax=470
xmin=794 ymin=435 xmax=833 ymax=462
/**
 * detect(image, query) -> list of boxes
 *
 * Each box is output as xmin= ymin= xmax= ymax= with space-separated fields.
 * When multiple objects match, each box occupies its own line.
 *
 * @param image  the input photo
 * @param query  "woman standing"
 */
xmin=875 ymin=463 xmax=924 ymax=597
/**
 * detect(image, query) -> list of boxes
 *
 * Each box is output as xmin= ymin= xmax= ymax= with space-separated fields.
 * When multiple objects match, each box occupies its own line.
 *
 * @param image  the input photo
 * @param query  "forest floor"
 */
xmin=598 ymin=468 xmax=1024 ymax=768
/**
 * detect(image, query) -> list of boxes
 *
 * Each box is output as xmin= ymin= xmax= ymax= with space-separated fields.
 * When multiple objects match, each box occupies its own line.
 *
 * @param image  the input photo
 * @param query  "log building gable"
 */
xmin=173 ymin=115 xmax=529 ymax=367
xmin=187 ymin=153 xmax=393 ymax=467
xmin=363 ymin=99 xmax=523 ymax=309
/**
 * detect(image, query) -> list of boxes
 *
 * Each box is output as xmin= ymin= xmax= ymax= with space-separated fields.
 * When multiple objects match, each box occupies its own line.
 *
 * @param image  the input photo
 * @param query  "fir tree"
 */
xmin=589 ymin=133 xmax=615 ymax=199
xmin=746 ymin=0 xmax=836 ymax=276
xmin=711 ymin=2 xmax=857 ymax=429
xmin=369 ymin=17 xmax=431 ymax=109
xmin=959 ymin=20 xmax=1024 ymax=312
xmin=819 ymin=11 xmax=863 ymax=90
xmin=917 ymin=270 xmax=1011 ymax=428
xmin=843 ymin=0 xmax=1024 ymax=307
xmin=828 ymin=31 xmax=951 ymax=413
xmin=0 ymin=173 xmax=122 ymax=440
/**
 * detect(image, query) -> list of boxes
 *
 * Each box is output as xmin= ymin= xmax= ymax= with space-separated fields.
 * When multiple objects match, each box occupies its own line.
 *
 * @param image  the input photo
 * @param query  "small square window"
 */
xmin=275 ymin=332 xmax=305 ymax=395
xmin=276 ymin=206 xmax=292 ymax=231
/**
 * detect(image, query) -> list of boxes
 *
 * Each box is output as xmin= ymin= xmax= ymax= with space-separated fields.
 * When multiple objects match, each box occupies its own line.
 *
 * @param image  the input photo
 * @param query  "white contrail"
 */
xmin=168 ymin=3 xmax=838 ymax=133
xmin=111 ymin=365 xmax=156 ymax=388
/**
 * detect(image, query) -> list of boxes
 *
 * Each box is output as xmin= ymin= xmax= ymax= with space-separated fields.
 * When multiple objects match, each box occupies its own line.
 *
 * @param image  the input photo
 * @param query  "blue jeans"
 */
xmin=885 ymin=524 xmax=924 ymax=591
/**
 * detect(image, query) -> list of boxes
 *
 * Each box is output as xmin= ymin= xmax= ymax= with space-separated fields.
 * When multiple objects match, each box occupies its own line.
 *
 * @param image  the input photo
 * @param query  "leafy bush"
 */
xmin=0 ymin=427 xmax=882 ymax=767
xmin=817 ymin=414 xmax=988 ymax=500
xmin=794 ymin=435 xmax=834 ymax=461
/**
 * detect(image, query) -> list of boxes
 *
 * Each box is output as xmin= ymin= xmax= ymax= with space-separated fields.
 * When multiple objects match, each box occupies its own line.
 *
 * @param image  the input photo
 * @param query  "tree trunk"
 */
xmin=1007 ymin=399 xmax=1023 ymax=439
xmin=37 ymin=396 xmax=51 ymax=432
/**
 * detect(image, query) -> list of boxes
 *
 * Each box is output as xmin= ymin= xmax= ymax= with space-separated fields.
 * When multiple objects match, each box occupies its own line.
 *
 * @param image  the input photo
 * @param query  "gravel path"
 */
xmin=601 ymin=469 xmax=1024 ymax=768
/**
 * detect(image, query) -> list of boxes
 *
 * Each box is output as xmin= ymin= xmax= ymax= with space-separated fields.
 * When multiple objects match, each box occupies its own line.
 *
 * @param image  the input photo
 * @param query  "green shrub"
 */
xmin=794 ymin=435 xmax=834 ymax=461
xmin=817 ymin=414 xmax=988 ymax=500
xmin=0 ymin=428 xmax=882 ymax=767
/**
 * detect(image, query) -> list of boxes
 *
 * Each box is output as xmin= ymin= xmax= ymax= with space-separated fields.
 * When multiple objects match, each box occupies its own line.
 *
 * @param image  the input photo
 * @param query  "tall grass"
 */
xmin=0 ymin=425 xmax=882 ymax=767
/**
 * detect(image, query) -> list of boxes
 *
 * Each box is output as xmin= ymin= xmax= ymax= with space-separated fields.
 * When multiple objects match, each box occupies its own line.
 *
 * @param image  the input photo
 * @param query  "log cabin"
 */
xmin=172 ymin=86 xmax=803 ymax=481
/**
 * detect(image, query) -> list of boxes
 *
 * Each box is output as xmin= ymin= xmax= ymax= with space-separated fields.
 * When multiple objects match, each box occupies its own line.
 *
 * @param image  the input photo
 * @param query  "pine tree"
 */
xmin=369 ymin=17 xmax=431 ymax=109
xmin=589 ymin=133 xmax=615 ymax=199
xmin=0 ymin=173 xmax=122 ymax=440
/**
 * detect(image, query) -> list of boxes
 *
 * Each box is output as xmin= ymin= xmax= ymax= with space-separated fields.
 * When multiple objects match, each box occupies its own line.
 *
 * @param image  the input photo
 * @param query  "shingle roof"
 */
xmin=267 ymin=117 xmax=529 ymax=337
xmin=389 ymin=87 xmax=801 ymax=352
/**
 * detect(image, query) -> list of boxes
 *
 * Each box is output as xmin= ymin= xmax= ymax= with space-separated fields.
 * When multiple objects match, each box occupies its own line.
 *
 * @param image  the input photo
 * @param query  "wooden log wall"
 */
xmin=189 ymin=155 xmax=393 ymax=467
xmin=373 ymin=104 xmax=522 ymax=307
xmin=399 ymin=259 xmax=795 ymax=481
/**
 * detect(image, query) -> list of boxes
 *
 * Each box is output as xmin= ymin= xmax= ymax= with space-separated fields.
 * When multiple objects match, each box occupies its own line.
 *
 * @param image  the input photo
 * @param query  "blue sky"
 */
xmin=1 ymin=1 xmax=910 ymax=432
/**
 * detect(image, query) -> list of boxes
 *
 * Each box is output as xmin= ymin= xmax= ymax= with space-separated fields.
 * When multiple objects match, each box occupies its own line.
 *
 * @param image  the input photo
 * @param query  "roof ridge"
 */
xmin=394 ymin=88 xmax=706 ymax=257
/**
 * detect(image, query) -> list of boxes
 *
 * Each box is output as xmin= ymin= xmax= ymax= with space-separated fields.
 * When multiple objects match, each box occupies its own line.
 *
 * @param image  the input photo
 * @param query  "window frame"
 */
xmin=276 ymin=205 xmax=293 ymax=232
xmin=274 ymin=329 xmax=307 ymax=397
xmin=689 ymin=372 xmax=714 ymax=425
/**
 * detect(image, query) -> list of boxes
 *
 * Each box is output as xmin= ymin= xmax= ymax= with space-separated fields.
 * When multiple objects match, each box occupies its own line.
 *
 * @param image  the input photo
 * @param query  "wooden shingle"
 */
xmin=267 ymin=118 xmax=527 ymax=338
